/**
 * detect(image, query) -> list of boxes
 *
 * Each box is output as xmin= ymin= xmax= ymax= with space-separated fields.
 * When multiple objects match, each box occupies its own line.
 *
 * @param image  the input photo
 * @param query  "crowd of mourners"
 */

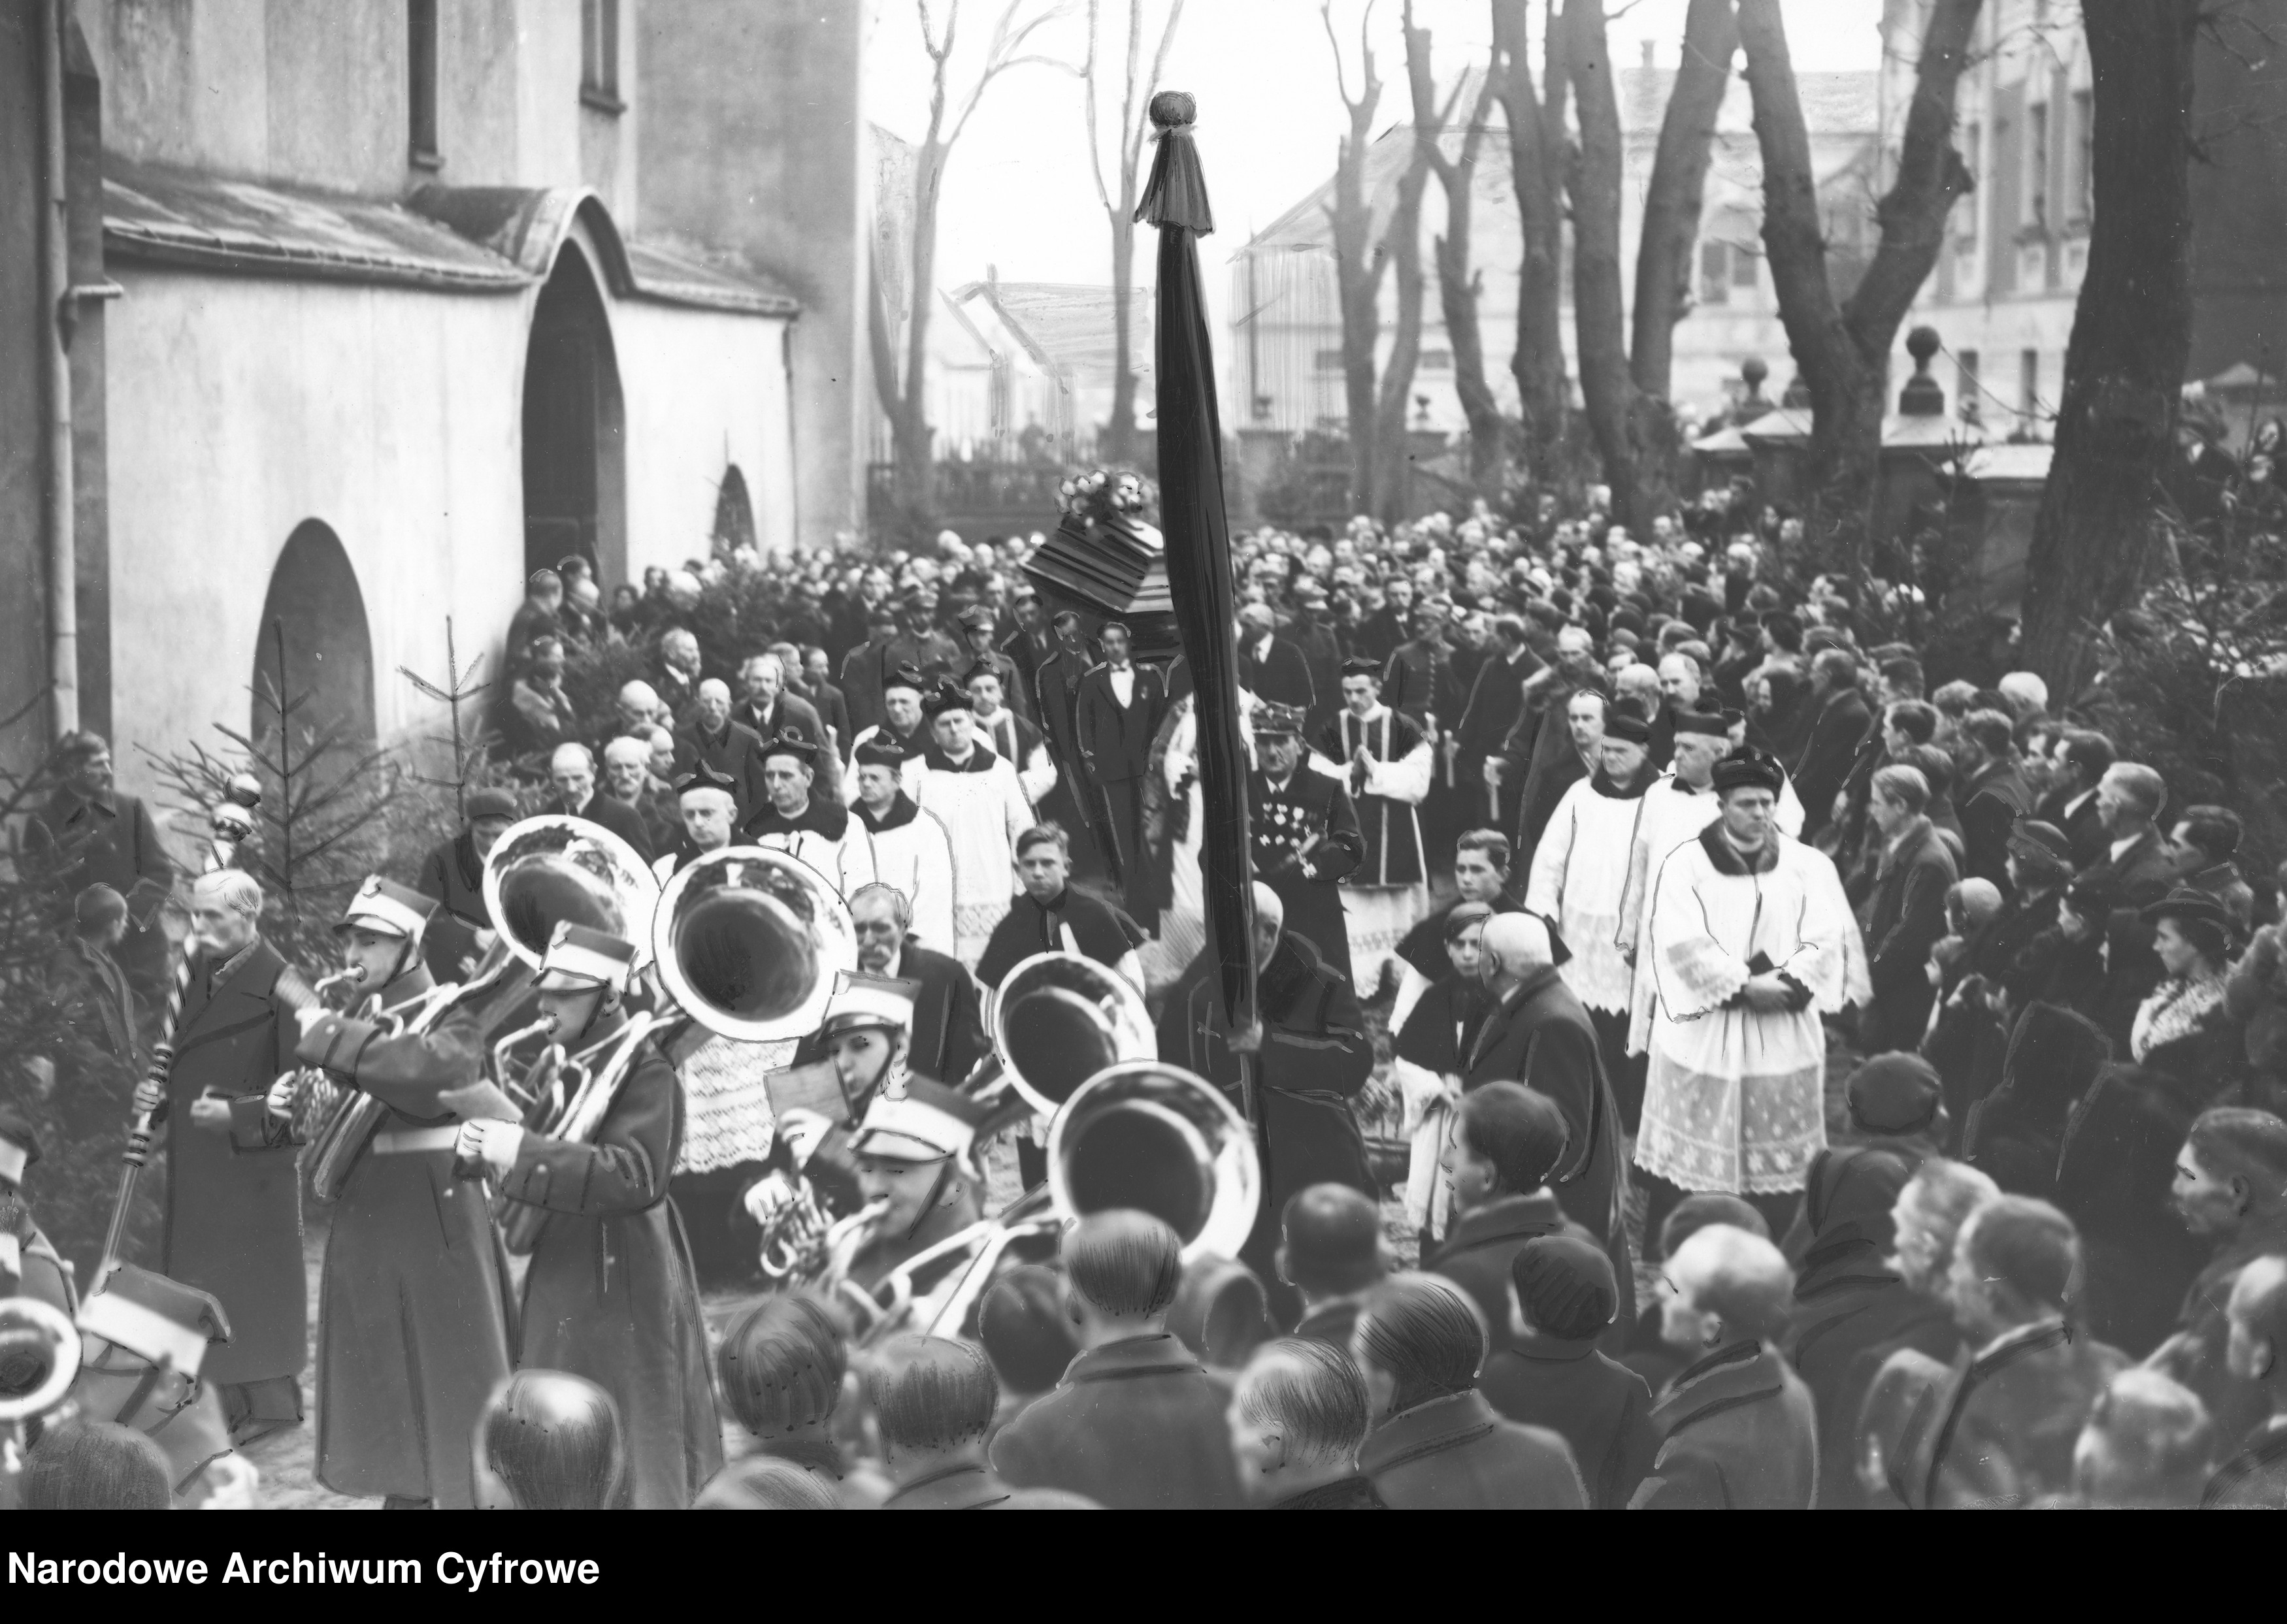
xmin=10 ymin=464 xmax=2287 ymax=1512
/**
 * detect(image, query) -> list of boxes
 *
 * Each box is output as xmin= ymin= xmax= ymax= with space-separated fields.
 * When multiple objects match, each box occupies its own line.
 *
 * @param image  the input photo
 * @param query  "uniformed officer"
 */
xmin=0 ymin=1108 xmax=73 ymax=1318
xmin=276 ymin=875 xmax=514 ymax=1510
xmin=453 ymin=922 xmax=721 ymax=1508
xmin=838 ymin=1076 xmax=996 ymax=1296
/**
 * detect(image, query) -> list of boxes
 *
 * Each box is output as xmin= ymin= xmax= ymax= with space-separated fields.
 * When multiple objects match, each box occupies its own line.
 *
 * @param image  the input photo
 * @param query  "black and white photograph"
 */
xmin=3 ymin=0 xmax=2286 ymax=1521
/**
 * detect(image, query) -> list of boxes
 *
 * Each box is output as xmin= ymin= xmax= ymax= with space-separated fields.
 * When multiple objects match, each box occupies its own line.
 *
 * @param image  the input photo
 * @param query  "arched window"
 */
xmin=253 ymin=520 xmax=376 ymax=755
xmin=712 ymin=464 xmax=757 ymax=556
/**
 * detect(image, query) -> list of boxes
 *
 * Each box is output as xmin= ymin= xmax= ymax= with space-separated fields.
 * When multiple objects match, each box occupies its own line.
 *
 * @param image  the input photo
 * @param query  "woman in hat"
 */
xmin=2130 ymin=889 xmax=2243 ymax=1103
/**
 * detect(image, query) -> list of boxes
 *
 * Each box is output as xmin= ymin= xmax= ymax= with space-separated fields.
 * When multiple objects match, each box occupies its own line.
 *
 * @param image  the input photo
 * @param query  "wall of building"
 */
xmin=101 ymin=270 xmax=529 ymax=803
xmin=614 ymin=297 xmax=795 ymax=567
xmin=79 ymin=0 xmax=629 ymax=197
xmin=0 ymin=3 xmax=50 ymax=776
xmin=636 ymin=0 xmax=868 ymax=552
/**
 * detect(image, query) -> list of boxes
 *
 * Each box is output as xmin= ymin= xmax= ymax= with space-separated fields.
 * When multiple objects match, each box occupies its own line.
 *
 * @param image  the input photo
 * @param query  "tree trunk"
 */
xmin=1564 ymin=0 xmax=1641 ymax=528
xmin=1107 ymin=212 xmax=1138 ymax=464
xmin=1416 ymin=30 xmax=1504 ymax=495
xmin=1330 ymin=86 xmax=1386 ymax=515
xmin=2020 ymin=1 xmax=2197 ymax=699
xmin=1374 ymin=31 xmax=1438 ymax=524
xmin=893 ymin=136 xmax=949 ymax=511
xmin=1736 ymin=0 xmax=1977 ymax=570
xmin=1492 ymin=0 xmax=1568 ymax=477
xmin=1632 ymin=0 xmax=1737 ymax=400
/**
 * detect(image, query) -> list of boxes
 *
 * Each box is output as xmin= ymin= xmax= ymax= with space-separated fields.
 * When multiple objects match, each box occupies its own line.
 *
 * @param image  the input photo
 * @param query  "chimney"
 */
xmin=1641 ymin=40 xmax=1655 ymax=71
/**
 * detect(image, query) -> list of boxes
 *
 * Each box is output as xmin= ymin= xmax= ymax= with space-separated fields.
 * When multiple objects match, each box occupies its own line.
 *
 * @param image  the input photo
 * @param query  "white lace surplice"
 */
xmin=1525 ymin=775 xmax=1647 ymax=1015
xmin=1635 ymin=831 xmax=1869 ymax=1194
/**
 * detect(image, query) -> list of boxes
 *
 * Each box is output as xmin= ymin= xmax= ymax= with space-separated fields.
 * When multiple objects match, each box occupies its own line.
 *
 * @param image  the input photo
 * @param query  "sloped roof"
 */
xmin=104 ymin=155 xmax=527 ymax=290
xmin=103 ymin=157 xmax=797 ymax=315
xmin=954 ymin=282 xmax=1153 ymax=381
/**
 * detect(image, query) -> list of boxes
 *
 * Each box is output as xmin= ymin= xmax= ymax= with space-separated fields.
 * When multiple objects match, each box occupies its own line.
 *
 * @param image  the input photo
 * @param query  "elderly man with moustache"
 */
xmin=793 ymin=881 xmax=984 ymax=1089
xmin=602 ymin=734 xmax=681 ymax=856
xmin=732 ymin=653 xmax=831 ymax=783
xmin=674 ymin=678 xmax=772 ymax=828
xmin=129 ymin=869 xmax=306 ymax=1442
xmin=548 ymin=741 xmax=654 ymax=862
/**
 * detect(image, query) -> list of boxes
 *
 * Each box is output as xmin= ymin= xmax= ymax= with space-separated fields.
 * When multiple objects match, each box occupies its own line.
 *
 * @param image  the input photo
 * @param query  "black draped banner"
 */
xmin=1137 ymin=91 xmax=1255 ymax=1041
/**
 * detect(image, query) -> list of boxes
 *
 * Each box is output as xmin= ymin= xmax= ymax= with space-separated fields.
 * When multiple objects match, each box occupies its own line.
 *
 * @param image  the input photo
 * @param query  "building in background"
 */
xmin=1228 ymin=52 xmax=1882 ymax=444
xmin=1878 ymin=0 xmax=2287 ymax=443
xmin=0 ymin=0 xmax=867 ymax=798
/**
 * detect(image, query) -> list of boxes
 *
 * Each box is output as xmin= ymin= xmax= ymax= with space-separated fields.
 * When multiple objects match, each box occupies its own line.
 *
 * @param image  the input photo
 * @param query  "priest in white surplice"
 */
xmin=1524 ymin=698 xmax=1657 ymax=1131
xmin=911 ymin=680 xmax=1032 ymax=969
xmin=1312 ymin=658 xmax=1432 ymax=998
xmin=1635 ymin=745 xmax=1868 ymax=1243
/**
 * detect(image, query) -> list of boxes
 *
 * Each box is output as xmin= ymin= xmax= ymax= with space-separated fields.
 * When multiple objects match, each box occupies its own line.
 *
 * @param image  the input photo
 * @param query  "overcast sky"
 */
xmin=864 ymin=0 xmax=1887 ymax=346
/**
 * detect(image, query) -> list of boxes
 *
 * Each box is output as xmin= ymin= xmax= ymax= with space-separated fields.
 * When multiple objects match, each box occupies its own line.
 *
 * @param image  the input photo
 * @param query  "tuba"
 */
xmin=495 ymin=844 xmax=854 ymax=1254
xmin=978 ymin=951 xmax=1157 ymax=1118
xmin=653 ymin=847 xmax=859 ymax=1042
xmin=852 ymin=1056 xmax=1262 ymax=1346
xmin=0 ymin=1295 xmax=82 ymax=1490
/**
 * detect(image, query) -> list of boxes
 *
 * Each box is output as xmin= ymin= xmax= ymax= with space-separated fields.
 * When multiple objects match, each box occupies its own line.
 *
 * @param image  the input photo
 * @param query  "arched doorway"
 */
xmin=521 ymin=246 xmax=627 ymax=583
xmin=712 ymin=464 xmax=757 ymax=557
xmin=252 ymin=520 xmax=376 ymax=755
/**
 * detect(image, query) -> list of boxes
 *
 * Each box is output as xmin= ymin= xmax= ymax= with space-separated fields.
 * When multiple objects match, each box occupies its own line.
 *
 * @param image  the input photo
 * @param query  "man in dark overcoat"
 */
xmin=1464 ymin=912 xmax=1632 ymax=1317
xmin=413 ymin=787 xmax=518 ymax=982
xmin=1247 ymin=704 xmax=1363 ymax=983
xmin=25 ymin=731 xmax=177 ymax=1002
xmin=288 ymin=876 xmax=518 ymax=1509
xmin=1860 ymin=764 xmax=1958 ymax=1052
xmin=1790 ymin=649 xmax=1875 ymax=843
xmin=131 ymin=868 xmax=305 ymax=1442
xmin=1158 ymin=885 xmax=1374 ymax=1328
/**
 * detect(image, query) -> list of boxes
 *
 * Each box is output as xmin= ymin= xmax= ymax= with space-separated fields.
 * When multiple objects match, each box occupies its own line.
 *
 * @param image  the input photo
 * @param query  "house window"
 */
xmin=582 ymin=0 xmax=622 ymax=110
xmin=2025 ymin=102 xmax=2048 ymax=231
xmin=1313 ymin=348 xmax=1345 ymax=372
xmin=1957 ymin=349 xmax=1981 ymax=421
xmin=2019 ymin=348 xmax=2041 ymax=419
xmin=2069 ymin=89 xmax=2094 ymax=227
xmin=407 ymin=0 xmax=440 ymax=167
xmin=1419 ymin=349 xmax=1452 ymax=373
xmin=1700 ymin=240 xmax=1731 ymax=304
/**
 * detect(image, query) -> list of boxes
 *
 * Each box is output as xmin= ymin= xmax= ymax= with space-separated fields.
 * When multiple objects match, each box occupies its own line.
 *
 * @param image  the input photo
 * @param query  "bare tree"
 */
xmin=1632 ymin=0 xmax=1738 ymax=400
xmin=1564 ymin=0 xmax=1646 ymax=525
xmin=2019 ymin=1 xmax=2199 ymax=698
xmin=1736 ymin=0 xmax=1981 ymax=568
xmin=875 ymin=0 xmax=1076 ymax=510
xmin=1490 ymin=0 xmax=1569 ymax=477
xmin=1364 ymin=5 xmax=1451 ymax=521
xmin=1321 ymin=0 xmax=1391 ymax=513
xmin=1409 ymin=16 xmax=1506 ymax=494
xmin=1081 ymin=0 xmax=1187 ymax=466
